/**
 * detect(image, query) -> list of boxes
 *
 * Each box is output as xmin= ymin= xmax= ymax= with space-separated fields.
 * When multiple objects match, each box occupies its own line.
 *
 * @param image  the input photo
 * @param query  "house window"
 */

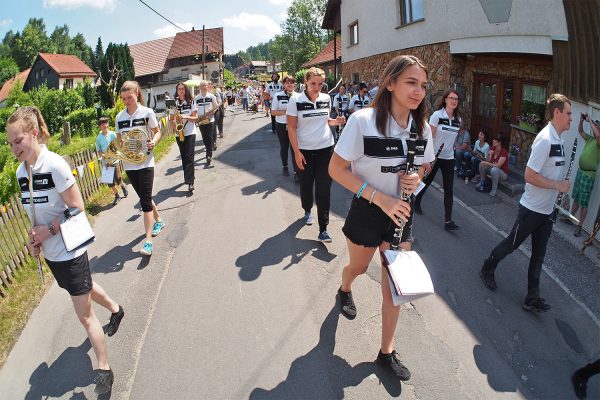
xmin=35 ymin=71 xmax=39 ymax=80
xmin=399 ymin=0 xmax=424 ymax=25
xmin=65 ymin=79 xmax=74 ymax=89
xmin=520 ymin=84 xmax=546 ymax=126
xmin=40 ymin=69 xmax=44 ymax=77
xmin=349 ymin=21 xmax=359 ymax=46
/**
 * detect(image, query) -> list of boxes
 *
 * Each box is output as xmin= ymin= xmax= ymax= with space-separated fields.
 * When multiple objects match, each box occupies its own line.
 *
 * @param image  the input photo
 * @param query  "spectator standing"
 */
xmin=414 ymin=88 xmax=462 ymax=231
xmin=239 ymin=84 xmax=250 ymax=112
xmin=95 ymin=117 xmax=128 ymax=205
xmin=562 ymin=114 xmax=600 ymax=237
xmin=480 ymin=94 xmax=572 ymax=313
xmin=476 ymin=137 xmax=509 ymax=196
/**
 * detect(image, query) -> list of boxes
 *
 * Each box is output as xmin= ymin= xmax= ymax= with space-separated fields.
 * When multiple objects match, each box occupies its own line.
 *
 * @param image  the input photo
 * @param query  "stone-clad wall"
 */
xmin=342 ymin=42 xmax=453 ymax=113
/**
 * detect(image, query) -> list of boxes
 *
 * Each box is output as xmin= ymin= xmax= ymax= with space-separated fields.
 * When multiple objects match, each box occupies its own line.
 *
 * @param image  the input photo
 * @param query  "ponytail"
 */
xmin=7 ymin=106 xmax=51 ymax=143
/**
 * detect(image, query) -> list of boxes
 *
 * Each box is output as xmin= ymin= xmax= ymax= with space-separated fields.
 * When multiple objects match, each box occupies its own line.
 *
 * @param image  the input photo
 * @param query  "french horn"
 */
xmin=105 ymin=128 xmax=151 ymax=164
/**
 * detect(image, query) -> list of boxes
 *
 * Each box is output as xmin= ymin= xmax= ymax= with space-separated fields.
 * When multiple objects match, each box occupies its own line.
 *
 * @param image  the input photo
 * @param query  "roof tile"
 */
xmin=168 ymin=28 xmax=224 ymax=60
xmin=302 ymin=39 xmax=342 ymax=68
xmin=130 ymin=36 xmax=175 ymax=77
xmin=0 ymin=68 xmax=31 ymax=102
xmin=38 ymin=53 xmax=96 ymax=76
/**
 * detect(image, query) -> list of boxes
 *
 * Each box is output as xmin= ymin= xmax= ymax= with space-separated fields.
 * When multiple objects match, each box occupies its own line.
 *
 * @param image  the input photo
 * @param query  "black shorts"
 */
xmin=126 ymin=167 xmax=154 ymax=212
xmin=46 ymin=252 xmax=93 ymax=296
xmin=342 ymin=197 xmax=413 ymax=248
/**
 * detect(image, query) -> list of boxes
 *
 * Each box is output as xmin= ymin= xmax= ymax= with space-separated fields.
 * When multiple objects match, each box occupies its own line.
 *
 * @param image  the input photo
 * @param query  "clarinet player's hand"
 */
xmin=376 ymin=193 xmax=410 ymax=226
xmin=399 ymin=171 xmax=421 ymax=195
xmin=557 ymin=179 xmax=570 ymax=193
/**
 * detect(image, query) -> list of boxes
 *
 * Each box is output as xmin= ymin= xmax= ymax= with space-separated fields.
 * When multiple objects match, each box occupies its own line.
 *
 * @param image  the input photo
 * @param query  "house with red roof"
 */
xmin=0 ymin=68 xmax=31 ymax=107
xmin=129 ymin=27 xmax=224 ymax=109
xmin=24 ymin=53 xmax=96 ymax=92
xmin=302 ymin=38 xmax=342 ymax=81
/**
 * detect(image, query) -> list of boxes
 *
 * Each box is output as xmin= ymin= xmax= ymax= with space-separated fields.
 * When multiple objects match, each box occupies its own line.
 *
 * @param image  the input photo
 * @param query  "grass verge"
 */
xmin=0 ymin=259 xmax=52 ymax=368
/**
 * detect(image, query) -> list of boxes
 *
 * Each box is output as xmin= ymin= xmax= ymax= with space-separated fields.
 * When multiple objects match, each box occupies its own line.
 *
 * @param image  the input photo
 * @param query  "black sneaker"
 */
xmin=283 ymin=166 xmax=290 ymax=176
xmin=121 ymin=185 xmax=128 ymax=198
xmin=444 ymin=220 xmax=459 ymax=231
xmin=522 ymin=296 xmax=551 ymax=313
xmin=293 ymin=172 xmax=300 ymax=183
xmin=413 ymin=202 xmax=423 ymax=215
xmin=112 ymin=194 xmax=120 ymax=206
xmin=572 ymin=369 xmax=588 ymax=399
xmin=189 ymin=184 xmax=195 ymax=192
xmin=479 ymin=270 xmax=497 ymax=291
xmin=206 ymin=156 xmax=212 ymax=166
xmin=376 ymin=350 xmax=411 ymax=381
xmin=337 ymin=287 xmax=357 ymax=319
xmin=106 ymin=305 xmax=124 ymax=337
xmin=94 ymin=369 xmax=114 ymax=395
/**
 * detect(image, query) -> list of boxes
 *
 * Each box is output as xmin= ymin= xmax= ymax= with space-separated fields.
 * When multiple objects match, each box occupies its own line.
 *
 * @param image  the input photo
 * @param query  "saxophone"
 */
xmin=198 ymin=104 xmax=218 ymax=126
xmin=174 ymin=108 xmax=185 ymax=141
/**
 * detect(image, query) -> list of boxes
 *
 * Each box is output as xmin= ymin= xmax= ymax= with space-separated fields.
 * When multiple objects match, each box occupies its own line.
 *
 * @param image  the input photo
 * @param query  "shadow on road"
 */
xmin=249 ymin=302 xmax=402 ymax=399
xmin=25 ymin=338 xmax=97 ymax=400
xmin=235 ymin=219 xmax=336 ymax=281
xmin=89 ymin=233 xmax=148 ymax=273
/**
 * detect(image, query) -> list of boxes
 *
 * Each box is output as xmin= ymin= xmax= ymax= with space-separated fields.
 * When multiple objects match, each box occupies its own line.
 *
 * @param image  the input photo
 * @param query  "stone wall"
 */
xmin=342 ymin=42 xmax=453 ymax=112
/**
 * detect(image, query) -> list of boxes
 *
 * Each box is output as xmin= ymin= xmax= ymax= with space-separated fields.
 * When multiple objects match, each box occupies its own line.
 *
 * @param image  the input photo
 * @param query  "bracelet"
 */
xmin=356 ymin=182 xmax=368 ymax=198
xmin=369 ymin=189 xmax=378 ymax=204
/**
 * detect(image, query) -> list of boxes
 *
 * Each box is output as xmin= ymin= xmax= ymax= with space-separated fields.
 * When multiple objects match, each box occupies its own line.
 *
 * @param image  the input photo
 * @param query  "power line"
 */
xmin=137 ymin=0 xmax=187 ymax=32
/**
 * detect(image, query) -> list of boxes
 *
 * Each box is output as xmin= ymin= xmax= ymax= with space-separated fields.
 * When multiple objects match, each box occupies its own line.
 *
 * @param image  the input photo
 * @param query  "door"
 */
xmin=472 ymin=75 xmax=516 ymax=140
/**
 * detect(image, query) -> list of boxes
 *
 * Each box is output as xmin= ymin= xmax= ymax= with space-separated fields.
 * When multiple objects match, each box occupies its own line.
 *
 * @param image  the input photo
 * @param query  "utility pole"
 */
xmin=202 ymin=25 xmax=206 ymax=80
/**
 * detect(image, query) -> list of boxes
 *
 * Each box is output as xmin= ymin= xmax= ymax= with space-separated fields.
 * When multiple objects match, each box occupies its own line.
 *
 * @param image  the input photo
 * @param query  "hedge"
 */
xmin=65 ymin=107 xmax=97 ymax=137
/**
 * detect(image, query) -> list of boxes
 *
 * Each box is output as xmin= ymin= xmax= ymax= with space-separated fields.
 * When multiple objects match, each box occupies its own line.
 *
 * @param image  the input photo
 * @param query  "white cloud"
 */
xmin=43 ymin=0 xmax=117 ymax=10
xmin=268 ymin=0 xmax=292 ymax=6
xmin=153 ymin=22 xmax=195 ymax=38
xmin=0 ymin=19 xmax=13 ymax=28
xmin=222 ymin=13 xmax=281 ymax=39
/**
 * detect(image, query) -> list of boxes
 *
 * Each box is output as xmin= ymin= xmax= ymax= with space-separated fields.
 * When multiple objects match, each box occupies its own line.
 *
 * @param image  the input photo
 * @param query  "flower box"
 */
xmin=519 ymin=121 xmax=536 ymax=132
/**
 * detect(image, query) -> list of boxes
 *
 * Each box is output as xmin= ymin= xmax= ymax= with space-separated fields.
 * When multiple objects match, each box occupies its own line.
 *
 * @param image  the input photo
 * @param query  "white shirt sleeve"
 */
xmin=286 ymin=95 xmax=298 ymax=117
xmin=334 ymin=113 xmax=364 ymax=161
xmin=191 ymin=101 xmax=198 ymax=114
xmin=147 ymin=109 xmax=158 ymax=129
xmin=422 ymin=123 xmax=435 ymax=164
xmin=429 ymin=110 xmax=441 ymax=127
xmin=53 ymin=155 xmax=77 ymax=194
xmin=527 ymin=135 xmax=550 ymax=173
xmin=349 ymin=95 xmax=358 ymax=110
xmin=333 ymin=95 xmax=339 ymax=109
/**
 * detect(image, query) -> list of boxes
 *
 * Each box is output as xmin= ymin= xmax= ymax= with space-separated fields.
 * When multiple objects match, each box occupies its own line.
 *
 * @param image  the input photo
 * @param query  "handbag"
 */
xmin=60 ymin=208 xmax=96 ymax=252
xmin=382 ymin=249 xmax=434 ymax=306
xmin=100 ymin=165 xmax=115 ymax=184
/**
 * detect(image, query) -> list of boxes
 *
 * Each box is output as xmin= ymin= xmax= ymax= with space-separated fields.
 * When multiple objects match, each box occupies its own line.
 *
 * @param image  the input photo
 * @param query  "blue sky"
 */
xmin=0 ymin=0 xmax=292 ymax=53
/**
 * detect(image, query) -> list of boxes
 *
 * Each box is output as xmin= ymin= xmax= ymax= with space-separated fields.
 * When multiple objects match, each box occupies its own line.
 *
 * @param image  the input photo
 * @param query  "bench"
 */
xmin=486 ymin=169 xmax=525 ymax=197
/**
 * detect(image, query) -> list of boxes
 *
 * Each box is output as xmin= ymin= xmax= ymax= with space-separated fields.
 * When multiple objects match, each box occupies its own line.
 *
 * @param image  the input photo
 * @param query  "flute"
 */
xmin=28 ymin=165 xmax=45 ymax=285
xmin=550 ymin=138 xmax=578 ymax=223
xmin=390 ymin=131 xmax=417 ymax=251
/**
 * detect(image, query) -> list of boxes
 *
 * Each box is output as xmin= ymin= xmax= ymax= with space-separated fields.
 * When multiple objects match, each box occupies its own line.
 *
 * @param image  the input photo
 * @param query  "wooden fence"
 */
xmin=0 ymin=147 xmax=111 ymax=298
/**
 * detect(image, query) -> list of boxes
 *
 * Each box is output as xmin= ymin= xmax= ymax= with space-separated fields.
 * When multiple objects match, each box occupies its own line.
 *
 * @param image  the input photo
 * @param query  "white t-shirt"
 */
xmin=271 ymin=90 xmax=297 ymax=124
xmin=115 ymin=104 xmax=159 ymax=171
xmin=335 ymin=108 xmax=435 ymax=198
xmin=267 ymin=81 xmax=283 ymax=99
xmin=195 ymin=93 xmax=218 ymax=123
xmin=287 ymin=91 xmax=334 ymax=150
xmin=176 ymin=99 xmax=198 ymax=136
xmin=520 ymin=122 xmax=566 ymax=214
xmin=17 ymin=145 xmax=86 ymax=262
xmin=333 ymin=94 xmax=349 ymax=112
xmin=349 ymin=94 xmax=370 ymax=111
xmin=430 ymin=108 xmax=461 ymax=160
xmin=368 ymin=86 xmax=379 ymax=99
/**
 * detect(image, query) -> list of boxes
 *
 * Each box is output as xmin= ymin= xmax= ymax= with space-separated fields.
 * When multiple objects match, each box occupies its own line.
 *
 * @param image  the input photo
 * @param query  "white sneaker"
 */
xmin=304 ymin=212 xmax=313 ymax=225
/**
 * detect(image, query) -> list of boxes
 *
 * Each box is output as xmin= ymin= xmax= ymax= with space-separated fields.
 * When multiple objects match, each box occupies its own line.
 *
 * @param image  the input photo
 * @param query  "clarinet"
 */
xmin=550 ymin=138 xmax=578 ymax=222
xmin=424 ymin=143 xmax=445 ymax=180
xmin=390 ymin=130 xmax=418 ymax=251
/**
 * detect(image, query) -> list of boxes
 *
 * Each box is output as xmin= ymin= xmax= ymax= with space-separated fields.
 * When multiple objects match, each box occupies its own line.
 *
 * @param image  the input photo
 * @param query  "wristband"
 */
xmin=356 ymin=182 xmax=368 ymax=198
xmin=369 ymin=189 xmax=378 ymax=204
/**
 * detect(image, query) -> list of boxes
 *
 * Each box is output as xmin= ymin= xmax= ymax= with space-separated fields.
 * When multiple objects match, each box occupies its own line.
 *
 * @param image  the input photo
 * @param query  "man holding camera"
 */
xmin=562 ymin=113 xmax=600 ymax=236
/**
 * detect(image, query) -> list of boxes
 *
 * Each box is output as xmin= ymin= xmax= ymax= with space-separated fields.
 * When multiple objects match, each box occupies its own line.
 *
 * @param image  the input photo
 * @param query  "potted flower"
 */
xmin=517 ymin=113 xmax=541 ymax=131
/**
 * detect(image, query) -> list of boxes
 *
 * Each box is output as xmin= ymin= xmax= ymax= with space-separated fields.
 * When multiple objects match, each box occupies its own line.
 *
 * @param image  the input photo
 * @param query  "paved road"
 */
xmin=0 ymin=107 xmax=598 ymax=399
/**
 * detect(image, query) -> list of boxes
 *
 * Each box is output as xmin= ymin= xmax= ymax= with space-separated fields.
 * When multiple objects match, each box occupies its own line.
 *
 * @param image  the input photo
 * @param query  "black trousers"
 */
xmin=577 ymin=359 xmax=600 ymax=380
xmin=275 ymin=122 xmax=297 ymax=172
xmin=299 ymin=146 xmax=333 ymax=232
xmin=415 ymin=158 xmax=455 ymax=222
xmin=176 ymin=134 xmax=195 ymax=184
xmin=199 ymin=123 xmax=214 ymax=158
xmin=482 ymin=204 xmax=554 ymax=292
xmin=214 ymin=108 xmax=224 ymax=137
xmin=271 ymin=115 xmax=276 ymax=132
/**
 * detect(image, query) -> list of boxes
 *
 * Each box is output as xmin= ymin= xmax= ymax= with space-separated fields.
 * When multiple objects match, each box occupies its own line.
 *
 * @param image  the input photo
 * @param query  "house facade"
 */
xmin=234 ymin=61 xmax=269 ymax=79
xmin=323 ymin=0 xmax=600 ymax=234
xmin=129 ymin=28 xmax=224 ymax=110
xmin=23 ymin=53 xmax=96 ymax=92
xmin=302 ymin=38 xmax=342 ymax=81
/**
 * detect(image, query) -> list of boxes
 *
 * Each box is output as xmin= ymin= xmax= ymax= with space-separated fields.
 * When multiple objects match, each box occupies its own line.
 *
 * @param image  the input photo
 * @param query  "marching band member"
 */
xmin=270 ymin=75 xmax=298 ymax=179
xmin=214 ymin=86 xmax=227 ymax=139
xmin=7 ymin=106 xmax=124 ymax=395
xmin=480 ymin=94 xmax=572 ymax=313
xmin=173 ymin=82 xmax=198 ymax=192
xmin=332 ymin=84 xmax=350 ymax=118
xmin=116 ymin=80 xmax=165 ymax=256
xmin=267 ymin=73 xmax=283 ymax=132
xmin=413 ymin=88 xmax=462 ymax=231
xmin=329 ymin=54 xmax=433 ymax=381
xmin=287 ymin=67 xmax=345 ymax=242
xmin=195 ymin=80 xmax=219 ymax=165
xmin=348 ymin=82 xmax=371 ymax=114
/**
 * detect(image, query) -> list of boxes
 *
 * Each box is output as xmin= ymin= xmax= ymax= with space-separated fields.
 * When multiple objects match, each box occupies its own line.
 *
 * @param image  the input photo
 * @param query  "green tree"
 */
xmin=50 ymin=24 xmax=72 ymax=54
xmin=0 ymin=31 xmax=16 ymax=58
xmin=0 ymin=57 xmax=19 ymax=88
xmin=92 ymin=37 xmax=104 ymax=73
xmin=12 ymin=18 xmax=56 ymax=69
xmin=71 ymin=33 xmax=93 ymax=67
xmin=6 ymin=80 xmax=33 ymax=108
xmin=98 ymin=43 xmax=134 ymax=107
xmin=223 ymin=68 xmax=236 ymax=88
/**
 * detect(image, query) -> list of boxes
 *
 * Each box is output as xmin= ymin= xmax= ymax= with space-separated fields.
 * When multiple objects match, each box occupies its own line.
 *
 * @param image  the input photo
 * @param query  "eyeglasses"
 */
xmin=447 ymin=96 xmax=459 ymax=101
